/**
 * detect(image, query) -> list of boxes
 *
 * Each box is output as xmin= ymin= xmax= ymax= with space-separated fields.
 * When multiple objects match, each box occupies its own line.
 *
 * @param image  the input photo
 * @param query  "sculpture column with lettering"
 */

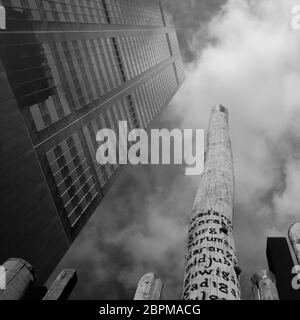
xmin=183 ymin=105 xmax=241 ymax=300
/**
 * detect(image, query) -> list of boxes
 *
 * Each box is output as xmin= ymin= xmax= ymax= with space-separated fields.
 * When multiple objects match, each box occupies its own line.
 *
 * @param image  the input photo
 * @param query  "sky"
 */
xmin=48 ymin=0 xmax=300 ymax=300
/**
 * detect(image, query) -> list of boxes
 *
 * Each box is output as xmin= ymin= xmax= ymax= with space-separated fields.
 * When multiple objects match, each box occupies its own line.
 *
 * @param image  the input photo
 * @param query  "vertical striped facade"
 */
xmin=0 ymin=0 xmax=184 ymax=283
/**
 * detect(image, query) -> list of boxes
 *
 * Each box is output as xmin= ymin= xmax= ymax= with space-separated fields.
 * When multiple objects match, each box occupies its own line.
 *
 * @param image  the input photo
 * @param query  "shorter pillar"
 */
xmin=134 ymin=273 xmax=163 ymax=300
xmin=0 ymin=5 xmax=5 ymax=30
xmin=0 ymin=258 xmax=35 ymax=300
xmin=251 ymin=270 xmax=279 ymax=300
xmin=288 ymin=222 xmax=300 ymax=264
xmin=43 ymin=269 xmax=77 ymax=300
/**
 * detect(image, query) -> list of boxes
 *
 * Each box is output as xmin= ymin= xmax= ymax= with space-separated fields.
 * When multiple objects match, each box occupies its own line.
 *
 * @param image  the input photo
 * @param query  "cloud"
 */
xmin=172 ymin=0 xmax=300 ymax=216
xmin=50 ymin=0 xmax=300 ymax=300
xmin=49 ymin=161 xmax=197 ymax=300
xmin=163 ymin=0 xmax=226 ymax=62
xmin=273 ymin=160 xmax=300 ymax=218
xmin=170 ymin=0 xmax=300 ymax=298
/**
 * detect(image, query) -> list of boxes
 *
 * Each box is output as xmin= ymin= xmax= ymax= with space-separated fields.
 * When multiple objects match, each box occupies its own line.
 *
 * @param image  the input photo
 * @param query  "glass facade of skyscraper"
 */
xmin=0 ymin=0 xmax=184 ymax=283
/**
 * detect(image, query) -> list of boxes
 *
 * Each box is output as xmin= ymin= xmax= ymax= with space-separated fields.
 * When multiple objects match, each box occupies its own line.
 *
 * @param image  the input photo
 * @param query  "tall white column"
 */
xmin=183 ymin=105 xmax=241 ymax=300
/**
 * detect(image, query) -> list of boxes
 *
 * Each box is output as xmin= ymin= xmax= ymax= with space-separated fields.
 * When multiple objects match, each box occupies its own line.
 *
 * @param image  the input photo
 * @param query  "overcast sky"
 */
xmin=49 ymin=0 xmax=300 ymax=300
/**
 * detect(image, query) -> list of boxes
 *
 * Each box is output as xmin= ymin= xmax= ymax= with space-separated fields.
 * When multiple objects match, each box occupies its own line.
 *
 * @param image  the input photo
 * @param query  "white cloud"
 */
xmin=273 ymin=160 xmax=300 ymax=218
xmin=54 ymin=0 xmax=300 ymax=300
xmin=172 ymin=0 xmax=300 ymax=224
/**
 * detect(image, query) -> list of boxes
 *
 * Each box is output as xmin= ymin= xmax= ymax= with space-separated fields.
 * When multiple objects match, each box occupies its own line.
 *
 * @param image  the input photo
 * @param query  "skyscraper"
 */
xmin=0 ymin=0 xmax=184 ymax=284
xmin=183 ymin=105 xmax=241 ymax=300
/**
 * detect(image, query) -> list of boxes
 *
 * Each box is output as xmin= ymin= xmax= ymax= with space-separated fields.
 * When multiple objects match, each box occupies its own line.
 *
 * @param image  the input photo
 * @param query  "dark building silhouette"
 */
xmin=266 ymin=237 xmax=300 ymax=300
xmin=0 ymin=0 xmax=184 ymax=284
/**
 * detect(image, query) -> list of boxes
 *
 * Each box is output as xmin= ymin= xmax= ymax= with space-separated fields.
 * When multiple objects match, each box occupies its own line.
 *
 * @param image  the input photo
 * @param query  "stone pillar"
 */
xmin=134 ymin=273 xmax=163 ymax=300
xmin=288 ymin=222 xmax=300 ymax=264
xmin=0 ymin=5 xmax=5 ymax=30
xmin=43 ymin=269 xmax=77 ymax=300
xmin=183 ymin=105 xmax=241 ymax=300
xmin=251 ymin=270 xmax=279 ymax=300
xmin=0 ymin=258 xmax=35 ymax=300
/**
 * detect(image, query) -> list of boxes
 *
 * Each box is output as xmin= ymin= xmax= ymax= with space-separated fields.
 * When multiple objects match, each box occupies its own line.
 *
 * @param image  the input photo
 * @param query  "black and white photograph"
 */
xmin=0 ymin=0 xmax=300 ymax=315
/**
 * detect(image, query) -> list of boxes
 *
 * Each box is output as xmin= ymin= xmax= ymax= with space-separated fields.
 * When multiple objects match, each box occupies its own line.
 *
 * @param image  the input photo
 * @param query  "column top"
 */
xmin=213 ymin=104 xmax=228 ymax=114
xmin=289 ymin=222 xmax=300 ymax=240
xmin=251 ymin=270 xmax=276 ymax=284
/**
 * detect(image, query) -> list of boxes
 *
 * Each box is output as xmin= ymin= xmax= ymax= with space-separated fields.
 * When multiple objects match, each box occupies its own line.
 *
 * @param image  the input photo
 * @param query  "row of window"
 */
xmin=0 ymin=38 xmax=58 ymax=109
xmin=43 ymin=63 xmax=179 ymax=229
xmin=104 ymin=0 xmax=163 ymax=26
xmin=83 ymin=95 xmax=133 ymax=188
xmin=168 ymin=31 xmax=181 ymax=56
xmin=43 ymin=0 xmax=108 ymax=24
xmin=46 ymin=132 xmax=99 ymax=228
xmin=130 ymin=63 xmax=178 ymax=128
xmin=0 ymin=0 xmax=166 ymax=26
xmin=117 ymin=33 xmax=171 ymax=80
xmin=28 ymin=32 xmax=173 ymax=132
xmin=0 ymin=0 xmax=42 ymax=21
xmin=82 ymin=64 xmax=178 ymax=189
xmin=29 ymin=37 xmax=126 ymax=131
xmin=175 ymin=58 xmax=185 ymax=84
